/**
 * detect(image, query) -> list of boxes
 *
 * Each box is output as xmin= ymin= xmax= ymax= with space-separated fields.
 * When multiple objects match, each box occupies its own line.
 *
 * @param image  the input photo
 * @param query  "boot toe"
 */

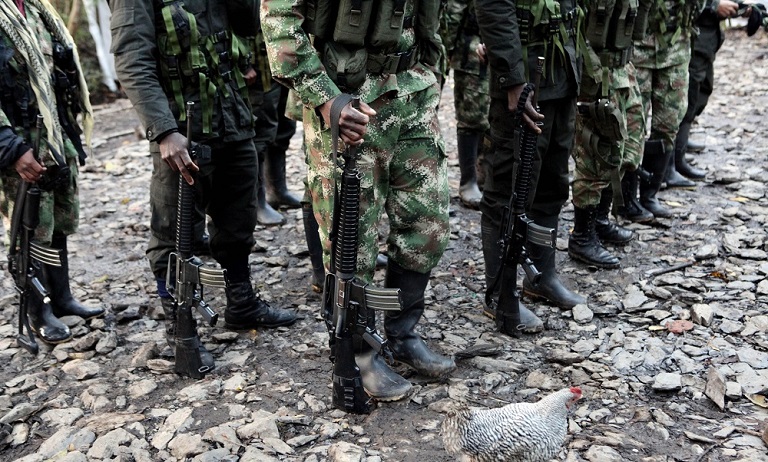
xmin=225 ymin=304 xmax=297 ymax=329
xmin=356 ymin=350 xmax=412 ymax=401
xmin=459 ymin=183 xmax=482 ymax=209
xmin=518 ymin=304 xmax=544 ymax=333
xmin=34 ymin=322 xmax=73 ymax=344
xmin=391 ymin=337 xmax=456 ymax=378
xmin=522 ymin=278 xmax=585 ymax=309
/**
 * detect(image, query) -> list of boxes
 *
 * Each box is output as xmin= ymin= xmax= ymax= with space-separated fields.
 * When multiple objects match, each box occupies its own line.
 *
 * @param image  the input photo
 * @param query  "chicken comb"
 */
xmin=570 ymin=386 xmax=582 ymax=395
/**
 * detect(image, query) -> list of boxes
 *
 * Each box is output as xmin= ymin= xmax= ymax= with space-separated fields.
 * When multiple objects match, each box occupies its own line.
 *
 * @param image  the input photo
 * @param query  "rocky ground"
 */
xmin=1 ymin=28 xmax=768 ymax=462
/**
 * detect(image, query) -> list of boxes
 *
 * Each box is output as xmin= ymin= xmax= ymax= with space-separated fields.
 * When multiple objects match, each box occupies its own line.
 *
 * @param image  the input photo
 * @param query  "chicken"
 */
xmin=442 ymin=387 xmax=582 ymax=462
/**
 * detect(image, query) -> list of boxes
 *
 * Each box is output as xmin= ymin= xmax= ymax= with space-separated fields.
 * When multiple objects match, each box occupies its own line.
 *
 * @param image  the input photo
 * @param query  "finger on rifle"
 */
xmin=357 ymin=100 xmax=377 ymax=117
xmin=178 ymin=152 xmax=199 ymax=185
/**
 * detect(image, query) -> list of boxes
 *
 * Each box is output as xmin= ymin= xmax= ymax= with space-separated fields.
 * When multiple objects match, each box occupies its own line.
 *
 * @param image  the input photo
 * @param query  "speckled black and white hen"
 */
xmin=442 ymin=387 xmax=582 ymax=462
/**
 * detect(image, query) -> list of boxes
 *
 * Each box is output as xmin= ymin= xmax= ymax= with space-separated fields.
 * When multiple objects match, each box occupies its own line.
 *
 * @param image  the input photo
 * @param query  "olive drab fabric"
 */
xmin=261 ymin=0 xmax=450 ymax=280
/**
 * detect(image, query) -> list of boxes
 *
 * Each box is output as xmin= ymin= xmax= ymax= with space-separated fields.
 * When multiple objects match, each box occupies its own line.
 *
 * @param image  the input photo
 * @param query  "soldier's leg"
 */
xmin=204 ymin=139 xmax=296 ymax=329
xmin=304 ymin=98 xmax=412 ymax=401
xmin=480 ymin=98 xmax=544 ymax=332
xmin=453 ymin=70 xmax=488 ymax=209
xmin=253 ymin=82 xmax=286 ymax=226
xmin=265 ymin=84 xmax=302 ymax=209
xmin=526 ymin=98 xmax=589 ymax=303
xmin=382 ymin=84 xmax=455 ymax=377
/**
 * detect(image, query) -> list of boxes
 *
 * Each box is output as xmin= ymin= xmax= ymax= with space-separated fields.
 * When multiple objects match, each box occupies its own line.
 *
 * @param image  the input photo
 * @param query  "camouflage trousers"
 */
xmin=0 ymin=157 xmax=80 ymax=246
xmin=302 ymin=83 xmax=450 ymax=281
xmin=634 ymin=60 xmax=690 ymax=155
xmin=572 ymin=67 xmax=645 ymax=207
xmin=453 ymin=69 xmax=490 ymax=133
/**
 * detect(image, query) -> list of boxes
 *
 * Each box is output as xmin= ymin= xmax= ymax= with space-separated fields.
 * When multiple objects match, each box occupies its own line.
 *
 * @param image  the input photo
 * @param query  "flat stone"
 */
xmin=236 ymin=410 xmax=279 ymax=440
xmin=584 ymin=445 xmax=623 ymax=462
xmin=704 ymin=368 xmax=726 ymax=410
xmin=38 ymin=427 xmax=96 ymax=459
xmin=128 ymin=379 xmax=158 ymax=398
xmin=623 ymin=291 xmax=649 ymax=311
xmin=737 ymin=348 xmax=768 ymax=369
xmin=168 ymin=433 xmax=209 ymax=459
xmin=572 ymin=304 xmax=593 ymax=323
xmin=87 ymin=427 xmax=135 ymax=459
xmin=152 ymin=407 xmax=194 ymax=450
xmin=61 ymin=360 xmax=100 ymax=380
xmin=652 ymin=373 xmax=682 ymax=392
xmin=690 ymin=304 xmax=713 ymax=327
xmin=40 ymin=408 xmax=84 ymax=427
xmin=328 ymin=441 xmax=365 ymax=462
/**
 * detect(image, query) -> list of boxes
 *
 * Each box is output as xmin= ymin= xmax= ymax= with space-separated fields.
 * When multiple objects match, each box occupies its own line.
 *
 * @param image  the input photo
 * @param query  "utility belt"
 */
xmin=597 ymin=47 xmax=632 ymax=68
xmin=366 ymin=45 xmax=420 ymax=74
xmin=318 ymin=40 xmax=421 ymax=92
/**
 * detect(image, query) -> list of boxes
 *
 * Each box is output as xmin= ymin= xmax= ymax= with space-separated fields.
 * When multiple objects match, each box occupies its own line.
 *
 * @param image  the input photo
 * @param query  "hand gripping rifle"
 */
xmin=322 ymin=95 xmax=403 ymax=414
xmin=7 ymin=115 xmax=63 ymax=354
xmin=165 ymin=102 xmax=226 ymax=379
xmin=486 ymin=57 xmax=556 ymax=337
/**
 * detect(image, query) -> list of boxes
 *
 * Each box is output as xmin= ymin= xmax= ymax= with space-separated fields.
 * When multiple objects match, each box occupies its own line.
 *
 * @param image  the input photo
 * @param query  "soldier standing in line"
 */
xmin=110 ymin=0 xmax=297 ymax=371
xmin=475 ymin=0 xmax=586 ymax=324
xmin=621 ymin=0 xmax=708 ymax=223
xmin=262 ymin=0 xmax=456 ymax=401
xmin=673 ymin=0 xmax=740 ymax=178
xmin=568 ymin=0 xmax=651 ymax=267
xmin=0 ymin=0 xmax=104 ymax=345
xmin=442 ymin=0 xmax=488 ymax=209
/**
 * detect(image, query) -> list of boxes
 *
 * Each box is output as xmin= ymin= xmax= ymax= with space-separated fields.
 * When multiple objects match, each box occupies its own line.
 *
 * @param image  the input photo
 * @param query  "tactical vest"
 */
xmin=647 ymin=0 xmax=696 ymax=47
xmin=583 ymin=0 xmax=649 ymax=68
xmin=155 ymin=0 xmax=250 ymax=134
xmin=515 ymin=0 xmax=582 ymax=79
xmin=302 ymin=0 xmax=441 ymax=92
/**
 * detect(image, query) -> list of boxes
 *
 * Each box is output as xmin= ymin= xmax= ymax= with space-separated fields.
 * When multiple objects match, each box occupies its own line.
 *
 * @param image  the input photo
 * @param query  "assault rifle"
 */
xmin=485 ymin=57 xmax=555 ymax=337
xmin=165 ymin=102 xmax=226 ymax=379
xmin=7 ymin=115 xmax=63 ymax=354
xmin=322 ymin=95 xmax=402 ymax=414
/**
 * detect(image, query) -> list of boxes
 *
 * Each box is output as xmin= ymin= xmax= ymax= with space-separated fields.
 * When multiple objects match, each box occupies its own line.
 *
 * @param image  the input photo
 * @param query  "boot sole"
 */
xmin=29 ymin=324 xmax=73 ymax=344
xmin=522 ymin=287 xmax=577 ymax=310
xmin=393 ymin=358 xmax=456 ymax=379
xmin=568 ymin=251 xmax=620 ymax=269
xmin=365 ymin=387 xmax=411 ymax=402
xmin=481 ymin=307 xmax=544 ymax=334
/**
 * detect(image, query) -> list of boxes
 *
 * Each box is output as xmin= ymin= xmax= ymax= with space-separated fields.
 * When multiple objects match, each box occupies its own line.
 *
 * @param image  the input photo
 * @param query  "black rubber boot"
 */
xmin=674 ymin=121 xmax=706 ymax=180
xmin=225 ymin=281 xmax=297 ymax=329
xmin=46 ymin=234 xmax=105 ymax=320
xmin=354 ymin=309 xmax=412 ymax=401
xmin=265 ymin=147 xmax=302 ymax=209
xmin=480 ymin=218 xmax=543 ymax=333
xmin=160 ymin=297 xmax=215 ymax=369
xmin=595 ymin=188 xmax=634 ymax=245
xmin=257 ymin=152 xmax=286 ymax=226
xmin=384 ymin=262 xmax=456 ymax=377
xmin=302 ymin=203 xmax=326 ymax=293
xmin=663 ymin=139 xmax=696 ymax=189
xmin=521 ymin=216 xmax=585 ymax=309
xmin=27 ymin=287 xmax=72 ymax=344
xmin=687 ymin=138 xmax=705 ymax=153
xmin=568 ymin=206 xmax=620 ymax=269
xmin=639 ymin=140 xmax=674 ymax=218
xmin=616 ymin=170 xmax=653 ymax=223
xmin=457 ymin=130 xmax=482 ymax=209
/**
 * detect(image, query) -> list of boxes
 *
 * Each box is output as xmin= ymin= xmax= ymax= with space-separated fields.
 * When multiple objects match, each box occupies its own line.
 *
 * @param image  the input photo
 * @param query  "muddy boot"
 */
xmin=568 ymin=206 xmax=620 ymax=269
xmin=257 ymin=152 xmax=286 ymax=226
xmin=302 ymin=203 xmax=326 ymax=293
xmin=46 ymin=234 xmax=105 ymax=320
xmin=674 ymin=122 xmax=706 ymax=180
xmin=457 ymin=130 xmax=482 ymax=209
xmin=27 ymin=286 xmax=72 ymax=344
xmin=616 ymin=170 xmax=653 ymax=223
xmin=595 ymin=188 xmax=634 ymax=245
xmin=160 ymin=297 xmax=214 ymax=369
xmin=639 ymin=140 xmax=673 ymax=218
xmin=384 ymin=261 xmax=456 ymax=377
xmin=265 ymin=147 xmax=302 ymax=209
xmin=354 ymin=309 xmax=412 ymax=401
xmin=225 ymin=280 xmax=297 ymax=329
xmin=481 ymin=218 xmax=543 ymax=333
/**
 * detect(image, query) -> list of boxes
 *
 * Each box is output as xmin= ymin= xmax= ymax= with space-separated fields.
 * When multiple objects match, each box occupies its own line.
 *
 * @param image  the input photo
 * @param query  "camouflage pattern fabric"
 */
xmin=302 ymin=83 xmax=450 ymax=281
xmin=633 ymin=35 xmax=690 ymax=154
xmin=572 ymin=62 xmax=645 ymax=207
xmin=0 ymin=2 xmax=80 ymax=245
xmin=262 ymin=0 xmax=450 ymax=280
xmin=454 ymin=69 xmax=490 ymax=132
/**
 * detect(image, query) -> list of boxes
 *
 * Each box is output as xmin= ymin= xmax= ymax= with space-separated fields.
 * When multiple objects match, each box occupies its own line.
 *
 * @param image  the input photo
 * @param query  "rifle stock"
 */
xmin=166 ymin=102 xmax=226 ymax=379
xmin=489 ymin=57 xmax=556 ymax=337
xmin=322 ymin=96 xmax=402 ymax=414
xmin=7 ymin=115 xmax=62 ymax=354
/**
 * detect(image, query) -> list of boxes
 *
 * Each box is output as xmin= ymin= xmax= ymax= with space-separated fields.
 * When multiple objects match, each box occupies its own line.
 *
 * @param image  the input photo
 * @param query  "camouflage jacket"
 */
xmin=443 ymin=0 xmax=485 ymax=75
xmin=260 ymin=0 xmax=438 ymax=110
xmin=633 ymin=0 xmax=708 ymax=69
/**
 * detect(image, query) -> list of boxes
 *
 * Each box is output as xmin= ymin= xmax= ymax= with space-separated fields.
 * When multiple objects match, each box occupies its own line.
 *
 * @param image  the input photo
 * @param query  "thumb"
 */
xmin=358 ymin=100 xmax=377 ymax=117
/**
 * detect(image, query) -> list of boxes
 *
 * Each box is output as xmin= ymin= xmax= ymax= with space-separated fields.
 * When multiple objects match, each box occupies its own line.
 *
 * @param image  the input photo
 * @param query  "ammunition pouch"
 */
xmin=633 ymin=0 xmax=652 ymax=40
xmin=303 ymin=0 xmax=337 ymax=39
xmin=585 ymin=0 xmax=637 ymax=51
xmin=334 ymin=0 xmax=375 ymax=46
xmin=369 ymin=0 xmax=407 ymax=49
xmin=579 ymin=124 xmax=622 ymax=168
xmin=597 ymin=47 xmax=632 ymax=68
xmin=585 ymin=0 xmax=616 ymax=49
xmin=577 ymin=99 xmax=625 ymax=141
xmin=321 ymin=41 xmax=369 ymax=93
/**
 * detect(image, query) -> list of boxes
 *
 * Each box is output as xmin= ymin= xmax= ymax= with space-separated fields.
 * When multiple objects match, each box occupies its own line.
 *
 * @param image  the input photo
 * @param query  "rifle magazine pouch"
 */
xmin=590 ymin=99 xmax=626 ymax=142
xmin=333 ymin=0 xmax=374 ymax=46
xmin=633 ymin=0 xmax=652 ymax=40
xmin=585 ymin=0 xmax=616 ymax=49
xmin=303 ymin=0 xmax=337 ymax=39
xmin=609 ymin=0 xmax=638 ymax=50
xmin=369 ymin=0 xmax=406 ymax=49
xmin=580 ymin=124 xmax=621 ymax=169
xmin=322 ymin=42 xmax=368 ymax=92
